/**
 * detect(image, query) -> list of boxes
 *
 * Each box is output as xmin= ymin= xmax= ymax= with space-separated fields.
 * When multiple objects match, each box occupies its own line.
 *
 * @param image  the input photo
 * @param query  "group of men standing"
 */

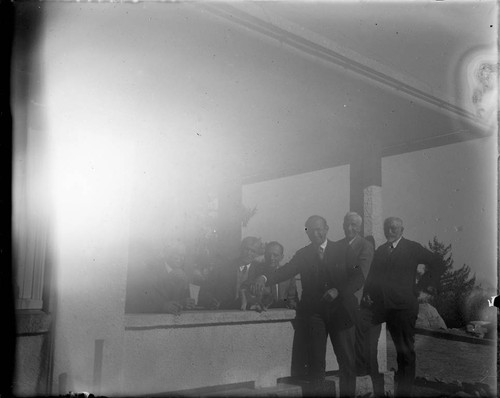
xmin=126 ymin=211 xmax=439 ymax=397
xmin=250 ymin=213 xmax=439 ymax=397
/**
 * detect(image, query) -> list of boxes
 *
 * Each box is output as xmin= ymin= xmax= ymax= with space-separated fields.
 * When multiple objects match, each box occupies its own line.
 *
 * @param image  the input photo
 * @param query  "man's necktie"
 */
xmin=316 ymin=246 xmax=328 ymax=292
xmin=318 ymin=246 xmax=325 ymax=262
xmin=388 ymin=244 xmax=394 ymax=255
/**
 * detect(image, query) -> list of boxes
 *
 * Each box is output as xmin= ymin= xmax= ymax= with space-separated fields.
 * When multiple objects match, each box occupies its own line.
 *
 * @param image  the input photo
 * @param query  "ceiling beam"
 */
xmin=200 ymin=3 xmax=487 ymax=128
xmin=242 ymin=127 xmax=490 ymax=185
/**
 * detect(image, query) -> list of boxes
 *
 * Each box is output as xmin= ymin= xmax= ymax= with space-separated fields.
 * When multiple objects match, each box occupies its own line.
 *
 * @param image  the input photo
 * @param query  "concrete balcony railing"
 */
xmin=123 ymin=309 xmax=389 ymax=396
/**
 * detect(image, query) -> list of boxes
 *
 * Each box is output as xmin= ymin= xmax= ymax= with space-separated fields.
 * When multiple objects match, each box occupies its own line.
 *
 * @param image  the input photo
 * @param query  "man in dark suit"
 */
xmin=254 ymin=215 xmax=364 ymax=397
xmin=336 ymin=212 xmax=384 ymax=396
xmin=198 ymin=236 xmax=263 ymax=310
xmin=361 ymin=217 xmax=440 ymax=397
xmin=259 ymin=241 xmax=299 ymax=309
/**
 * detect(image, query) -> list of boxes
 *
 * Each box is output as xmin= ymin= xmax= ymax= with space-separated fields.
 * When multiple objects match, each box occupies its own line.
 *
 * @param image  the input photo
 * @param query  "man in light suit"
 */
xmin=254 ymin=215 xmax=364 ymax=397
xmin=338 ymin=212 xmax=374 ymax=303
xmin=336 ymin=212 xmax=384 ymax=396
xmin=361 ymin=217 xmax=440 ymax=397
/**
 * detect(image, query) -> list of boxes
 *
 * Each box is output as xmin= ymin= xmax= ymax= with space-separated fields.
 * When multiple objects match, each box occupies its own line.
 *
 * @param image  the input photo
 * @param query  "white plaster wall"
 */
xmin=382 ymin=136 xmax=497 ymax=286
xmin=124 ymin=321 xmax=293 ymax=393
xmin=123 ymin=310 xmax=339 ymax=394
xmin=122 ymin=311 xmax=387 ymax=394
xmin=242 ymin=166 xmax=350 ymax=262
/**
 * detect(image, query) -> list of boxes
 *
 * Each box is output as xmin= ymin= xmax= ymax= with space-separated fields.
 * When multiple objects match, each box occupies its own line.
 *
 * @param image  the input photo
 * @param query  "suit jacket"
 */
xmin=256 ymin=263 xmax=299 ymax=309
xmin=363 ymin=237 xmax=440 ymax=312
xmin=336 ymin=235 xmax=374 ymax=303
xmin=125 ymin=259 xmax=190 ymax=313
xmin=264 ymin=239 xmax=364 ymax=327
xmin=198 ymin=258 xmax=262 ymax=310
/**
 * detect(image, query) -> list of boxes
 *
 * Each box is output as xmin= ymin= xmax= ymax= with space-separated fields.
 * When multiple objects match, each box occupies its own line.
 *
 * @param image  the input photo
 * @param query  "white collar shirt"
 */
xmin=320 ymin=240 xmax=328 ymax=252
xmin=239 ymin=263 xmax=251 ymax=273
xmin=388 ymin=236 xmax=403 ymax=249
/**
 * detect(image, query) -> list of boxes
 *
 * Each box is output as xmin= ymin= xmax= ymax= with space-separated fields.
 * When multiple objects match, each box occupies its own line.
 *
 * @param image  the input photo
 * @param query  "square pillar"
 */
xmin=350 ymin=147 xmax=387 ymax=378
xmin=350 ymin=147 xmax=384 ymax=247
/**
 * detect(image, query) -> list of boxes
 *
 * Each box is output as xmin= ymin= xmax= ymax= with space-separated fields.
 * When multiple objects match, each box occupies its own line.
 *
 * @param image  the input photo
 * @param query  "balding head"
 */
xmin=305 ymin=215 xmax=328 ymax=230
xmin=305 ymin=215 xmax=329 ymax=247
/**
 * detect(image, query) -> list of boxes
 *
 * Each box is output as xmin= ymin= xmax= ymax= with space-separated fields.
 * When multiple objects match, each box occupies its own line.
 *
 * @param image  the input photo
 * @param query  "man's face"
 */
xmin=306 ymin=218 xmax=329 ymax=247
xmin=240 ymin=241 xmax=261 ymax=264
xmin=384 ymin=219 xmax=404 ymax=243
xmin=343 ymin=217 xmax=361 ymax=241
xmin=264 ymin=245 xmax=284 ymax=269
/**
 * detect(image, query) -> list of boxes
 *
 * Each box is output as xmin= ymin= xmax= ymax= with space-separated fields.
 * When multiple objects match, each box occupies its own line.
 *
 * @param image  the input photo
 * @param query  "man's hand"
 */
xmin=164 ymin=301 xmax=183 ymax=315
xmin=251 ymin=275 xmax=267 ymax=295
xmin=184 ymin=298 xmax=196 ymax=310
xmin=322 ymin=288 xmax=339 ymax=303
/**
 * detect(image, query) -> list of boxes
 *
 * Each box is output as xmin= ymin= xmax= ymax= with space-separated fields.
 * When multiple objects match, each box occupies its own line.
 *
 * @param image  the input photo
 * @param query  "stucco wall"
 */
xmin=122 ymin=310 xmax=387 ymax=395
xmin=123 ymin=310 xmax=297 ymax=394
xmin=14 ymin=334 xmax=48 ymax=396
xmin=14 ymin=312 xmax=52 ymax=396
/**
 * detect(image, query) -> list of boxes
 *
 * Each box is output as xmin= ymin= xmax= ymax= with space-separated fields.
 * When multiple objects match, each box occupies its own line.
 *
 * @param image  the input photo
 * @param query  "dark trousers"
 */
xmin=295 ymin=311 xmax=356 ymax=397
xmin=361 ymin=307 xmax=418 ymax=397
xmin=291 ymin=317 xmax=310 ymax=378
xmin=355 ymin=310 xmax=384 ymax=396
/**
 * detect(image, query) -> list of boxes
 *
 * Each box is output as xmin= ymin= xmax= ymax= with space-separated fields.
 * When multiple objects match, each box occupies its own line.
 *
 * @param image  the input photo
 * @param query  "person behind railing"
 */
xmin=262 ymin=241 xmax=299 ymax=310
xmin=253 ymin=215 xmax=364 ymax=397
xmin=361 ymin=217 xmax=440 ymax=397
xmin=197 ymin=236 xmax=263 ymax=310
xmin=240 ymin=241 xmax=299 ymax=311
xmin=125 ymin=242 xmax=195 ymax=315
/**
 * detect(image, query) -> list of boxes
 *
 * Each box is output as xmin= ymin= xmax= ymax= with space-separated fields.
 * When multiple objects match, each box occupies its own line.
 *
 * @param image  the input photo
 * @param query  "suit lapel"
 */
xmin=324 ymin=240 xmax=337 ymax=279
xmin=350 ymin=236 xmax=361 ymax=254
xmin=389 ymin=237 xmax=404 ymax=257
xmin=306 ymin=244 xmax=319 ymax=266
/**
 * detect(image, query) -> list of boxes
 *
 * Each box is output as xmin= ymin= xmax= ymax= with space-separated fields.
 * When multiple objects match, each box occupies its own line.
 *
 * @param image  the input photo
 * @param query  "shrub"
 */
xmin=425 ymin=237 xmax=476 ymax=328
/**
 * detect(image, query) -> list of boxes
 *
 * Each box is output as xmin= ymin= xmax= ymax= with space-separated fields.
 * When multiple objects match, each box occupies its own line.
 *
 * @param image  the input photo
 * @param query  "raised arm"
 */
xmin=252 ymin=252 xmax=303 ymax=295
xmin=265 ymin=253 xmax=303 ymax=285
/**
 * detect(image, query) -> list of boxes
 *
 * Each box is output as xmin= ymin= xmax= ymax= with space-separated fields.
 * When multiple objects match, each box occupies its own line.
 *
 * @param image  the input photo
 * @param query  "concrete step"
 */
xmin=191 ymin=383 xmax=302 ymax=397
xmin=325 ymin=372 xmax=394 ymax=397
